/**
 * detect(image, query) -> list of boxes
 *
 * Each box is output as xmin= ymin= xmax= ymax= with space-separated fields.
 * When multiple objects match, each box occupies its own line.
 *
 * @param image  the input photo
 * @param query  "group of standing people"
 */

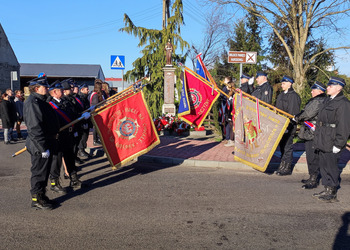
xmin=0 ymin=89 xmax=25 ymax=144
xmin=23 ymin=76 xmax=113 ymax=210
xmin=220 ymin=71 xmax=350 ymax=203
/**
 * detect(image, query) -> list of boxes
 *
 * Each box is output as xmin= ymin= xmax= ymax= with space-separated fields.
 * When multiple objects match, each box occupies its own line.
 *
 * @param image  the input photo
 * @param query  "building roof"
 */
xmin=20 ymin=63 xmax=105 ymax=80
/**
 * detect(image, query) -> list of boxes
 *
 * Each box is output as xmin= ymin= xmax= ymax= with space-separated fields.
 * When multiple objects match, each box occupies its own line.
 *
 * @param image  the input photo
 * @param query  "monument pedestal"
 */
xmin=162 ymin=66 xmax=176 ymax=116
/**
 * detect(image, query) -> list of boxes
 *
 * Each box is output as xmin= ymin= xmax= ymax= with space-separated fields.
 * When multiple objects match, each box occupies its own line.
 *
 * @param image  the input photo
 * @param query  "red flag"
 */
xmin=178 ymin=69 xmax=220 ymax=127
xmin=91 ymin=91 xmax=160 ymax=169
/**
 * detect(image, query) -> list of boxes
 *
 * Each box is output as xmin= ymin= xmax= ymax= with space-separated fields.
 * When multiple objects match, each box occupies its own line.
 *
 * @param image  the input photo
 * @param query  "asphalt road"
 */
xmin=1 ymin=140 xmax=350 ymax=249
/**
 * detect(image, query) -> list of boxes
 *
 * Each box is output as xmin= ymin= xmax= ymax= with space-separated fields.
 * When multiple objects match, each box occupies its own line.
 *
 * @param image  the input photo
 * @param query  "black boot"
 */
xmin=50 ymin=178 xmax=66 ymax=194
xmin=317 ymin=186 xmax=338 ymax=203
xmin=276 ymin=162 xmax=292 ymax=176
xmin=31 ymin=192 xmax=53 ymax=210
xmin=70 ymin=173 xmax=82 ymax=189
xmin=302 ymin=174 xmax=319 ymax=189
xmin=301 ymin=175 xmax=312 ymax=184
xmin=312 ymin=186 xmax=330 ymax=198
xmin=275 ymin=161 xmax=286 ymax=175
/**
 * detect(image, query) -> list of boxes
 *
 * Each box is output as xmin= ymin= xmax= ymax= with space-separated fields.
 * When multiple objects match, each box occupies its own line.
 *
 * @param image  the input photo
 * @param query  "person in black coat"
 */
xmin=77 ymin=83 xmax=92 ymax=159
xmin=312 ymin=76 xmax=350 ymax=203
xmin=0 ymin=93 xmax=16 ymax=144
xmin=251 ymin=71 xmax=273 ymax=104
xmin=275 ymin=76 xmax=301 ymax=176
xmin=240 ymin=73 xmax=254 ymax=95
xmin=294 ymin=81 xmax=327 ymax=188
xmin=24 ymin=76 xmax=60 ymax=210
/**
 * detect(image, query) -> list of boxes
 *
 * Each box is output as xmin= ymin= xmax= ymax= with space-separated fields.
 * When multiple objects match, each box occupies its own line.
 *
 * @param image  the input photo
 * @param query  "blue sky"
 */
xmin=1 ymin=0 xmax=350 ymax=79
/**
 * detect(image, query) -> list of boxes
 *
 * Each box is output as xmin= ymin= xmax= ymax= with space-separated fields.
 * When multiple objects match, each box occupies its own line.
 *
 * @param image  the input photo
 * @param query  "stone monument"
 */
xmin=163 ymin=39 xmax=176 ymax=115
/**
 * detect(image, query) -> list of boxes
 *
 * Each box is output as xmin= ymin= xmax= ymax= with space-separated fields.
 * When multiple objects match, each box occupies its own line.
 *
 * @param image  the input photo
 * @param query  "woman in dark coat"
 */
xmin=0 ymin=93 xmax=16 ymax=144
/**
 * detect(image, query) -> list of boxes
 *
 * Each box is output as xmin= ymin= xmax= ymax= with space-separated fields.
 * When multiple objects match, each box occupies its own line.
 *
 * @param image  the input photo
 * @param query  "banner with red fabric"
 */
xmin=178 ymin=69 xmax=220 ymax=127
xmin=91 ymin=91 xmax=160 ymax=169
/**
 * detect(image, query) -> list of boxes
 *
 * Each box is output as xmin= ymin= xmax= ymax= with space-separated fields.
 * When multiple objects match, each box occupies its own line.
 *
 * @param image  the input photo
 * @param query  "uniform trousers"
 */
xmin=318 ymin=151 xmax=341 ymax=187
xmin=50 ymin=132 xmax=77 ymax=179
xmin=78 ymin=128 xmax=89 ymax=150
xmin=30 ymin=154 xmax=52 ymax=195
xmin=279 ymin=125 xmax=296 ymax=164
xmin=305 ymin=140 xmax=320 ymax=176
xmin=225 ymin=120 xmax=234 ymax=141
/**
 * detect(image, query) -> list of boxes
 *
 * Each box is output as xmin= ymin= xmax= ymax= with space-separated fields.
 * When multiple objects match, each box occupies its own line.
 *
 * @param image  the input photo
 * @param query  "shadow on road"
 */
xmin=52 ymin=153 xmax=180 ymax=206
xmin=333 ymin=212 xmax=350 ymax=250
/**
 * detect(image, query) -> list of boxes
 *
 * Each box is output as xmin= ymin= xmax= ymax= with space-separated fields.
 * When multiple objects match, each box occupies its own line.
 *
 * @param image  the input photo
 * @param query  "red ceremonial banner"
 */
xmin=179 ymin=70 xmax=220 ymax=127
xmin=91 ymin=91 xmax=160 ymax=169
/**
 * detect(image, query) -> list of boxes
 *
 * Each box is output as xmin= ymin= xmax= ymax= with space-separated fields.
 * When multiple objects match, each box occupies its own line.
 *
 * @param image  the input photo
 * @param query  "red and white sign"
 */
xmin=228 ymin=51 xmax=257 ymax=64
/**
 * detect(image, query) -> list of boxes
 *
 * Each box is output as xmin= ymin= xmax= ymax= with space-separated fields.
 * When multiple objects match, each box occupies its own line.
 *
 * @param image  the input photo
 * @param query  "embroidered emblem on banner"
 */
xmin=189 ymin=88 xmax=202 ymax=110
xmin=115 ymin=116 xmax=140 ymax=140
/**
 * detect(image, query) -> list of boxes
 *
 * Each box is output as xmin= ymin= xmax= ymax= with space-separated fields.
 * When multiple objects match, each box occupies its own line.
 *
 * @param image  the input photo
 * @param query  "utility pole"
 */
xmin=162 ymin=0 xmax=170 ymax=29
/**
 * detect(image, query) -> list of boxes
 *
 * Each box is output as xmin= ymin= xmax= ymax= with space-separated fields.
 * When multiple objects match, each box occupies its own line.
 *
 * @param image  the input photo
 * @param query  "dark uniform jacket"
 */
xmin=77 ymin=92 xmax=92 ymax=128
xmin=0 ymin=99 xmax=16 ymax=128
xmin=276 ymin=87 xmax=301 ymax=131
xmin=240 ymin=83 xmax=253 ymax=95
xmin=294 ymin=93 xmax=327 ymax=141
xmin=24 ymin=93 xmax=60 ymax=155
xmin=251 ymin=82 xmax=273 ymax=104
xmin=313 ymin=92 xmax=350 ymax=152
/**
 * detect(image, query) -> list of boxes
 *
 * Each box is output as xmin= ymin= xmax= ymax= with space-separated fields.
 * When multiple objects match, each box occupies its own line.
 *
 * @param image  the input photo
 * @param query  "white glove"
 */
xmin=41 ymin=149 xmax=50 ymax=158
xmin=82 ymin=123 xmax=89 ymax=130
xmin=248 ymin=77 xmax=254 ymax=85
xmin=292 ymin=116 xmax=296 ymax=122
xmin=82 ymin=112 xmax=91 ymax=120
xmin=284 ymin=129 xmax=289 ymax=134
xmin=332 ymin=146 xmax=341 ymax=154
xmin=74 ymin=132 xmax=78 ymax=137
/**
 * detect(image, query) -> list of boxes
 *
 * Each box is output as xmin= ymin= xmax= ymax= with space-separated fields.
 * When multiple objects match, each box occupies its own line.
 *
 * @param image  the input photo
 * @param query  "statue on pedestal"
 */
xmin=165 ymin=39 xmax=173 ymax=66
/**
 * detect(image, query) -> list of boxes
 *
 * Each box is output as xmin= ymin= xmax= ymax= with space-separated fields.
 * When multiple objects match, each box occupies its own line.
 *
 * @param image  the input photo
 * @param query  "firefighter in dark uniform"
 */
xmin=48 ymin=81 xmax=90 ymax=189
xmin=251 ymin=71 xmax=273 ymax=104
xmin=275 ymin=76 xmax=301 ymax=176
xmin=294 ymin=81 xmax=327 ymax=188
xmin=313 ymin=76 xmax=350 ymax=202
xmin=222 ymin=76 xmax=236 ymax=147
xmin=77 ymin=83 xmax=92 ymax=159
xmin=61 ymin=79 xmax=86 ymax=164
xmin=24 ymin=76 xmax=60 ymax=210
xmin=240 ymin=72 xmax=254 ymax=95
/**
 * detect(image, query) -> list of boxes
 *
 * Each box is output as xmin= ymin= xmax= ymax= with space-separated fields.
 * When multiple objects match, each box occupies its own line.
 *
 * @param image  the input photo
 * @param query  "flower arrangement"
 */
xmin=154 ymin=114 xmax=192 ymax=135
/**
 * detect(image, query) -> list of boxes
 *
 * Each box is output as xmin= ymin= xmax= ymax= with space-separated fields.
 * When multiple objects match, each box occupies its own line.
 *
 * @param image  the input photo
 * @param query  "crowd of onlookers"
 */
xmin=0 ymin=88 xmax=25 ymax=144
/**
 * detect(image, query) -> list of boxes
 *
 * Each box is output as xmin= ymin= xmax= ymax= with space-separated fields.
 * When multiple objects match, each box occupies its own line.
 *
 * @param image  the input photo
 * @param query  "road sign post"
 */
xmin=111 ymin=55 xmax=125 ymax=90
xmin=228 ymin=51 xmax=257 ymax=87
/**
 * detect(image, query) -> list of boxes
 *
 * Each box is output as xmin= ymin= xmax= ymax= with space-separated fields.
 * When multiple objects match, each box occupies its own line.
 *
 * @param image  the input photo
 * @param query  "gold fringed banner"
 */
xmin=233 ymin=93 xmax=289 ymax=172
xmin=91 ymin=91 xmax=160 ymax=169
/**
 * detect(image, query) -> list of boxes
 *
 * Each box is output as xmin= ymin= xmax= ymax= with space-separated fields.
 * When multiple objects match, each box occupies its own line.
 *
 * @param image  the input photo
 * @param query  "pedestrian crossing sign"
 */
xmin=111 ymin=55 xmax=125 ymax=69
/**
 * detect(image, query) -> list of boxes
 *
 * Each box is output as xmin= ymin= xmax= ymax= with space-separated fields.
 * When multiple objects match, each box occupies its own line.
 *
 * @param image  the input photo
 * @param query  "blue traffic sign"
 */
xmin=111 ymin=55 xmax=125 ymax=70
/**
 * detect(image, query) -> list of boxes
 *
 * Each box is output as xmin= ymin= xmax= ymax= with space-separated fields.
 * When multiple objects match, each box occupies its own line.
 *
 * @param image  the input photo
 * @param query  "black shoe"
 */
xmin=317 ymin=186 xmax=338 ymax=203
xmin=302 ymin=174 xmax=319 ymax=189
xmin=31 ymin=193 xmax=53 ymax=210
xmin=70 ymin=173 xmax=82 ymax=189
xmin=50 ymin=179 xmax=67 ymax=194
xmin=10 ymin=138 xmax=18 ymax=142
xmin=301 ymin=175 xmax=311 ymax=184
xmin=4 ymin=141 xmax=11 ymax=145
xmin=93 ymin=141 xmax=102 ymax=146
xmin=276 ymin=162 xmax=292 ymax=176
xmin=313 ymin=186 xmax=329 ymax=198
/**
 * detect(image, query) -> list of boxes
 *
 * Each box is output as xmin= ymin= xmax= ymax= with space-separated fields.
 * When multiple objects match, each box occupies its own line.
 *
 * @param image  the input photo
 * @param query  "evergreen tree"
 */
xmin=120 ymin=0 xmax=189 ymax=118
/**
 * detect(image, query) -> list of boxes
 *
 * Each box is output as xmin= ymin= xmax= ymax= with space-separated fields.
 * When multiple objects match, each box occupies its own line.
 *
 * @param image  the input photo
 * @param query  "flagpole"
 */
xmin=183 ymin=66 xmax=294 ymax=119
